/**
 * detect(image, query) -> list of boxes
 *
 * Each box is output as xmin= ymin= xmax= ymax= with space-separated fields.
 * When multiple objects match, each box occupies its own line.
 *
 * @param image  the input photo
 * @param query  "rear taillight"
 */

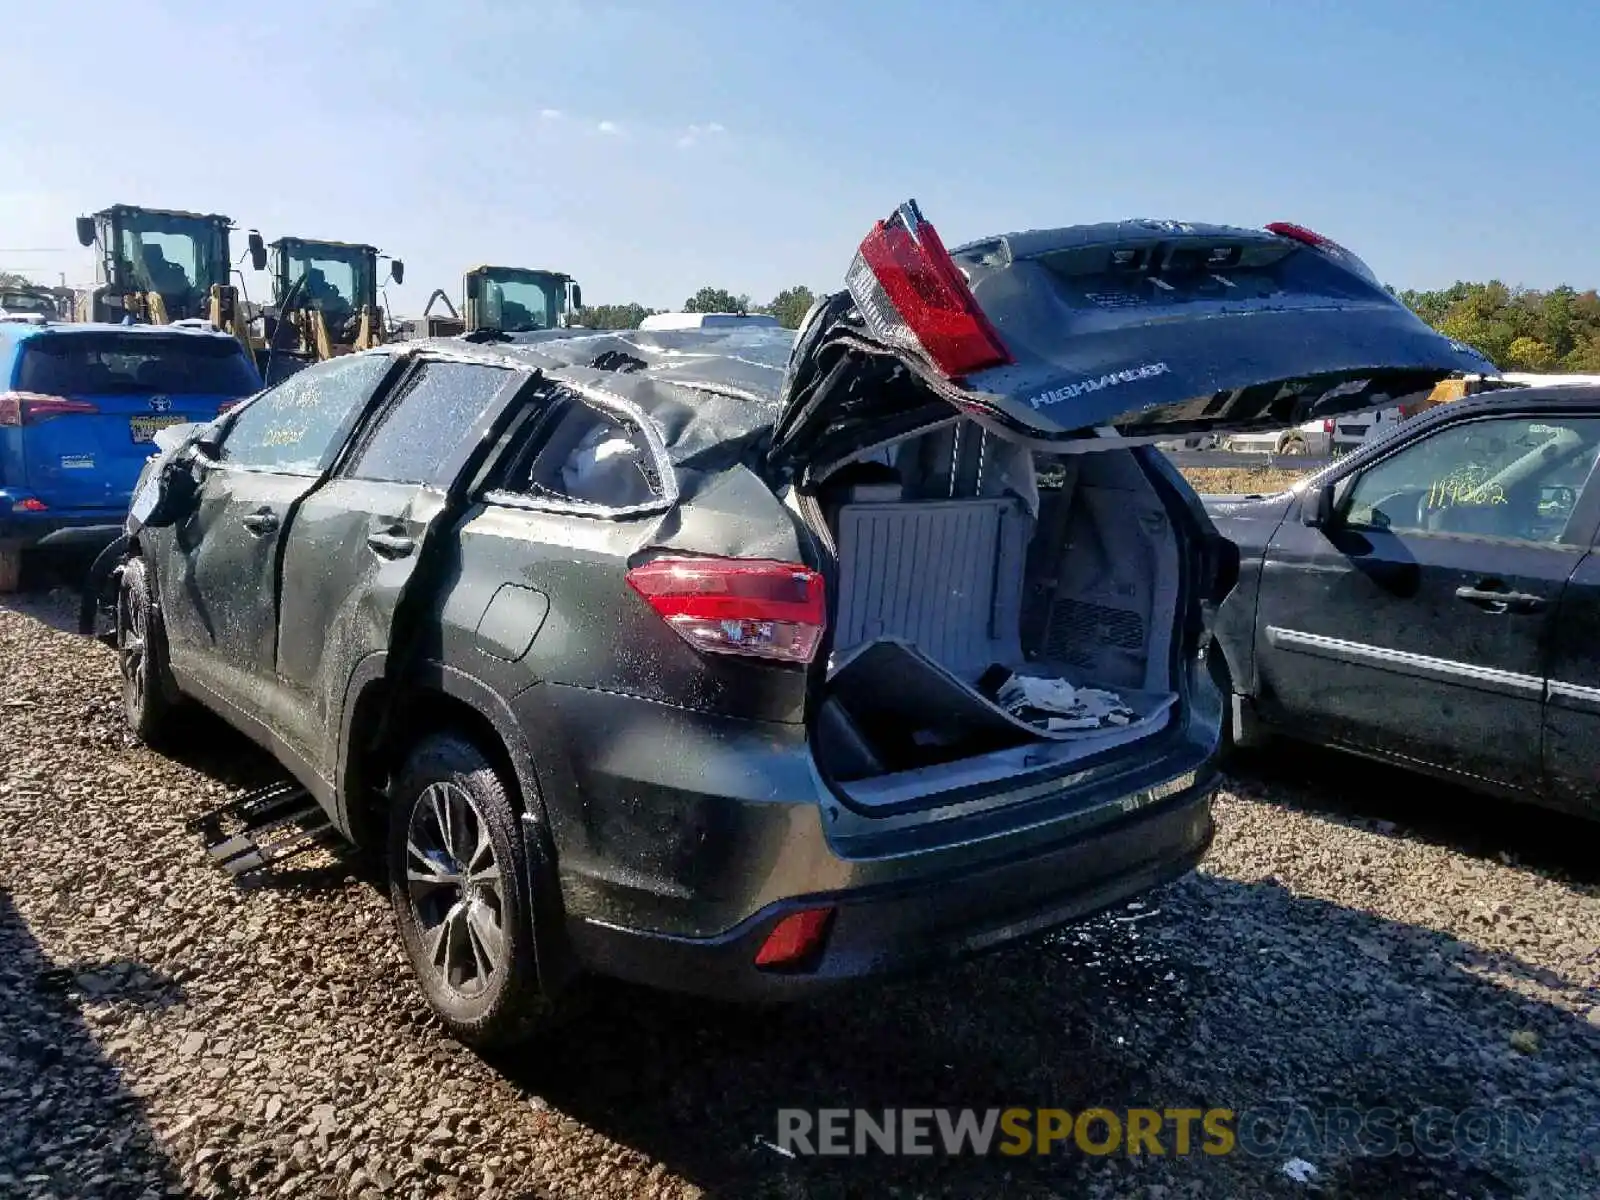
xmin=13 ymin=498 xmax=47 ymax=513
xmin=845 ymin=199 xmax=1012 ymax=379
xmin=217 ymin=399 xmax=241 ymax=415
xmin=1322 ymin=419 xmax=1334 ymax=434
xmin=626 ymin=556 xmax=826 ymax=664
xmin=0 ymin=391 xmax=99 ymax=426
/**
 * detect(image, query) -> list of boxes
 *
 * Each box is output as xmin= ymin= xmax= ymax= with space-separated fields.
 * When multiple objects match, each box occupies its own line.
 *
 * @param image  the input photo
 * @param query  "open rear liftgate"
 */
xmin=185 ymin=781 xmax=341 ymax=878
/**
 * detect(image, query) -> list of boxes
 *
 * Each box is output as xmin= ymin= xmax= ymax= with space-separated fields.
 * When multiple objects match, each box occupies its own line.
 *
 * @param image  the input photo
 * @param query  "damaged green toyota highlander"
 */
xmin=102 ymin=203 xmax=1493 ymax=1047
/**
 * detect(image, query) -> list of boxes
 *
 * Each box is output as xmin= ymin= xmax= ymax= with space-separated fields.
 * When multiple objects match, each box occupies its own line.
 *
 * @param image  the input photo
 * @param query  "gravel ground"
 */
xmin=3 ymin=578 xmax=1600 ymax=1199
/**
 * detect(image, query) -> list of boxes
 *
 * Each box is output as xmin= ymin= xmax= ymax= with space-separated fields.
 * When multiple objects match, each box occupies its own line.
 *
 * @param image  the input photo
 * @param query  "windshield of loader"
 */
xmin=117 ymin=212 xmax=224 ymax=305
xmin=480 ymin=269 xmax=566 ymax=332
xmin=283 ymin=246 xmax=375 ymax=315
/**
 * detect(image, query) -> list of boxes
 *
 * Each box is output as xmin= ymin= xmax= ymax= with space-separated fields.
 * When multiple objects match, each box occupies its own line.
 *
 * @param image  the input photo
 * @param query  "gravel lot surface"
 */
xmin=3 ymin=574 xmax=1599 ymax=1198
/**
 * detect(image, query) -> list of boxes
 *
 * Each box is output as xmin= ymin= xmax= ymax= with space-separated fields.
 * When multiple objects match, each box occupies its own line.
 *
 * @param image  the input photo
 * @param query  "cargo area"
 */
xmin=807 ymin=420 xmax=1184 ymax=808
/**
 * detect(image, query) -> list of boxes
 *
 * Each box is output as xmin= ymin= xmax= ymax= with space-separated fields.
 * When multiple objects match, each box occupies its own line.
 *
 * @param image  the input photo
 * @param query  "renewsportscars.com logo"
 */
xmin=778 ymin=1108 xmax=1230 ymax=1158
xmin=772 ymin=1105 xmax=1559 ymax=1159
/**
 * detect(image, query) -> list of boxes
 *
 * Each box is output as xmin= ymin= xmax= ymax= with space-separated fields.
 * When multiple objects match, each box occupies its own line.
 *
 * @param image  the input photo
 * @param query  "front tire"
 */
xmin=387 ymin=734 xmax=550 ymax=1050
xmin=117 ymin=557 xmax=178 ymax=743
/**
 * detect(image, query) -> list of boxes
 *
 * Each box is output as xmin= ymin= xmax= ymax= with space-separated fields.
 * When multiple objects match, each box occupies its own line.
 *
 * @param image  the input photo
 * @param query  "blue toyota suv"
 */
xmin=0 ymin=320 xmax=260 ymax=589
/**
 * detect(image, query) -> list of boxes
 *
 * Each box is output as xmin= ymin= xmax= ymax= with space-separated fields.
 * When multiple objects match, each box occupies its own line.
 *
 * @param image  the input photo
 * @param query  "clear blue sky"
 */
xmin=3 ymin=0 xmax=1594 ymax=314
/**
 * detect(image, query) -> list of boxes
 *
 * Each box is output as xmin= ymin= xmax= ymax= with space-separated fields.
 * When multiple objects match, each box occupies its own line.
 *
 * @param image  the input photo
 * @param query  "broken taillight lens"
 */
xmin=0 ymin=391 xmax=99 ymax=426
xmin=845 ymin=199 xmax=1012 ymax=379
xmin=626 ymin=556 xmax=826 ymax=664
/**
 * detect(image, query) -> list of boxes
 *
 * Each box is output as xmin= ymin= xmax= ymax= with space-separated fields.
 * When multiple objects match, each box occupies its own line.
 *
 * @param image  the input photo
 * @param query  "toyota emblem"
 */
xmin=148 ymin=396 xmax=172 ymax=413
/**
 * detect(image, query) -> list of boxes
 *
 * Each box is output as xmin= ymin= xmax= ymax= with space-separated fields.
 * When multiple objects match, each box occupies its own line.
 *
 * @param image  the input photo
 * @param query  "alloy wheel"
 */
xmin=118 ymin=579 xmax=147 ymax=709
xmin=403 ymin=781 xmax=508 ymax=999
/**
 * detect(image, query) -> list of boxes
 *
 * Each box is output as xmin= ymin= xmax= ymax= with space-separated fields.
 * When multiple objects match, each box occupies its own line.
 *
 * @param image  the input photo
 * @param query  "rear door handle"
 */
xmin=240 ymin=509 xmax=279 ymax=536
xmin=366 ymin=531 xmax=416 ymax=559
xmin=1455 ymin=585 xmax=1546 ymax=614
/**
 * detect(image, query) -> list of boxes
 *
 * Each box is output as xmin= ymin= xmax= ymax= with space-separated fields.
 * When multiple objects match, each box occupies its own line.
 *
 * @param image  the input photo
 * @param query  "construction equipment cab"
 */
xmin=265 ymin=237 xmax=401 ymax=365
xmin=73 ymin=205 xmax=263 ymax=347
xmin=464 ymin=266 xmax=581 ymax=334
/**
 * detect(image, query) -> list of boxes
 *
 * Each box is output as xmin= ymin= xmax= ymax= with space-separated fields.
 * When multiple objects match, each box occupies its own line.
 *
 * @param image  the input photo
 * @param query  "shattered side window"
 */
xmin=503 ymin=398 xmax=663 ymax=510
xmin=220 ymin=353 xmax=392 ymax=474
xmin=346 ymin=360 xmax=513 ymax=485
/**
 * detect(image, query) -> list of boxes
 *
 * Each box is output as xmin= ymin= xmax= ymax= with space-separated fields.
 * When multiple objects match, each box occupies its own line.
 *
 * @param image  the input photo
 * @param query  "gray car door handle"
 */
xmin=240 ymin=509 xmax=279 ymax=536
xmin=1455 ymin=585 xmax=1546 ymax=614
xmin=366 ymin=531 xmax=415 ymax=558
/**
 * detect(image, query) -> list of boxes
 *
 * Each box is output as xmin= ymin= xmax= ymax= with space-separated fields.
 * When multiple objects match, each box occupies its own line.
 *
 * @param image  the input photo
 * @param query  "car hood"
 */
xmin=769 ymin=213 xmax=1495 ymax=481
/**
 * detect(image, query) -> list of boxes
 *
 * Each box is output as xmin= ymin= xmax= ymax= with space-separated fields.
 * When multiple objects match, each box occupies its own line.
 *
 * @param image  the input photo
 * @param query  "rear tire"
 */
xmin=1278 ymin=432 xmax=1309 ymax=456
xmin=117 ymin=557 xmax=179 ymax=744
xmin=387 ymin=734 xmax=551 ymax=1050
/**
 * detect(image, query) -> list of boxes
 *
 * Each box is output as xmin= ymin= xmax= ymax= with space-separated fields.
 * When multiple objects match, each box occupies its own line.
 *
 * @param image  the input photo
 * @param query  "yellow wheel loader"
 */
xmin=396 ymin=266 xmax=582 ymax=341
xmin=261 ymin=238 xmax=402 ymax=373
xmin=72 ymin=204 xmax=265 ymax=352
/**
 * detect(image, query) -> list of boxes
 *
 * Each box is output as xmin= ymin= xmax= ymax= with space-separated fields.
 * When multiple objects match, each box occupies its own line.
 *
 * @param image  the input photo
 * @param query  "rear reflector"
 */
xmin=0 ymin=391 xmax=100 ymax=426
xmin=846 ymin=199 xmax=1012 ymax=379
xmin=754 ymin=907 xmax=834 ymax=969
xmin=626 ymin=556 xmax=826 ymax=664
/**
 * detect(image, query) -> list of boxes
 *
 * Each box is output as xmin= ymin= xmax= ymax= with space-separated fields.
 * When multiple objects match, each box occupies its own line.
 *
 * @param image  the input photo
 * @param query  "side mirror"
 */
xmin=75 ymin=217 xmax=96 ymax=248
xmin=129 ymin=453 xmax=205 ymax=531
xmin=1302 ymin=483 xmax=1336 ymax=529
xmin=247 ymin=231 xmax=267 ymax=272
xmin=390 ymin=259 xmax=405 ymax=285
xmin=569 ymin=283 xmax=582 ymax=311
xmin=464 ymin=273 xmax=481 ymax=301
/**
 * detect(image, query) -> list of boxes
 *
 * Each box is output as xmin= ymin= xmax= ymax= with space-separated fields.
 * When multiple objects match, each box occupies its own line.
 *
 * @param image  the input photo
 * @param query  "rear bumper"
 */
xmin=565 ymin=781 xmax=1214 ymax=1000
xmin=0 ymin=503 xmax=125 ymax=550
xmin=527 ymin=683 xmax=1219 ymax=1001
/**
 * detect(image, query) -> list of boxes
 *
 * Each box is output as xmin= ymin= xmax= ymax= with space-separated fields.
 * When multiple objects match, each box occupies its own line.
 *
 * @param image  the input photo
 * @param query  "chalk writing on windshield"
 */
xmin=1425 ymin=466 xmax=1506 ymax=511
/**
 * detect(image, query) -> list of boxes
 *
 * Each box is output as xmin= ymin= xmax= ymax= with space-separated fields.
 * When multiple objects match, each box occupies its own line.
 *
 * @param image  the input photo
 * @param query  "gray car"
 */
xmin=107 ymin=202 xmax=1490 ymax=1047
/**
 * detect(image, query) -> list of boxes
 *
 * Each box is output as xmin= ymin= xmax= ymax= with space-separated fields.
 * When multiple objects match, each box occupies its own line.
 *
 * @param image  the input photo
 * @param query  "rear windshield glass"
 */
xmin=15 ymin=334 xmax=260 ymax=397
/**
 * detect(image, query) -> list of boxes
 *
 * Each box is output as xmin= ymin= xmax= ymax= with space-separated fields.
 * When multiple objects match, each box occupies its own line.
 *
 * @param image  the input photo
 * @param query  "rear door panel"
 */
xmin=1256 ymin=520 xmax=1570 ymax=792
xmin=1544 ymin=549 xmax=1600 ymax=815
xmin=272 ymin=358 xmax=535 ymax=779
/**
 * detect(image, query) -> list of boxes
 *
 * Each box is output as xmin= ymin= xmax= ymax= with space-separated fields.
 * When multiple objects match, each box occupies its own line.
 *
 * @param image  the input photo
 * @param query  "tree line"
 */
xmin=576 ymin=284 xmax=817 ymax=330
xmin=1393 ymin=282 xmax=1600 ymax=373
